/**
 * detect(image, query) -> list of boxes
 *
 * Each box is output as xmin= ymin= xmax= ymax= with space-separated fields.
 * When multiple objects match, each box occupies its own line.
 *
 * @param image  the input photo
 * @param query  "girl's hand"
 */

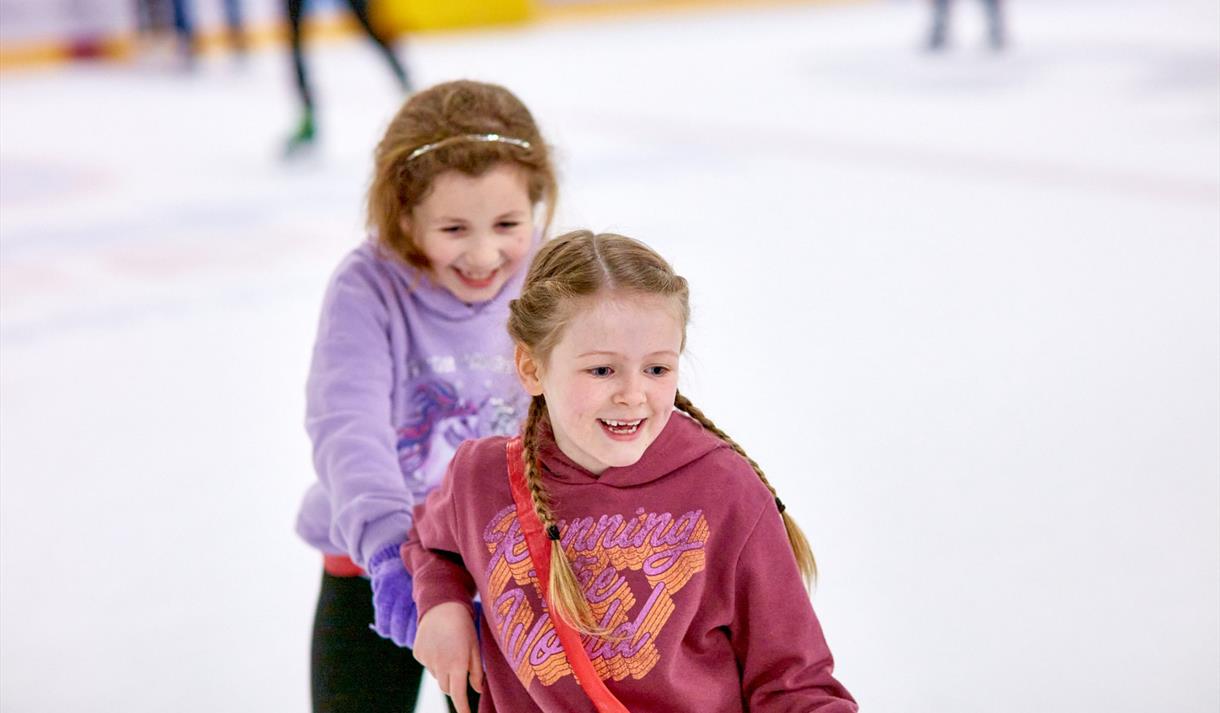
xmin=413 ymin=601 xmax=483 ymax=713
xmin=367 ymin=543 xmax=418 ymax=647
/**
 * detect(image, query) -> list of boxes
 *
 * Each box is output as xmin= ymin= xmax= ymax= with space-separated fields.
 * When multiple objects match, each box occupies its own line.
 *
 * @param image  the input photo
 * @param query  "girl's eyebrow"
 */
xmin=435 ymin=209 xmax=526 ymax=223
xmin=577 ymin=350 xmax=679 ymax=359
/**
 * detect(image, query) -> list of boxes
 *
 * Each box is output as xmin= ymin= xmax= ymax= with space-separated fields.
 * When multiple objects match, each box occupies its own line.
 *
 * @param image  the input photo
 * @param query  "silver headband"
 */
xmin=406 ymin=133 xmax=533 ymax=162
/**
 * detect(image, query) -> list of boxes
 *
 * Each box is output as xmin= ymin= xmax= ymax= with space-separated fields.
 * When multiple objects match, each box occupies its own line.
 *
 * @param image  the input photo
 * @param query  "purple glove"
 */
xmin=368 ymin=542 xmax=419 ymax=648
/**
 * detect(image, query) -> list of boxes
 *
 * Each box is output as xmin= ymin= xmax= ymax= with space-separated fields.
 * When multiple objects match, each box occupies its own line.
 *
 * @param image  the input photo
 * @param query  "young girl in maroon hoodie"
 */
xmin=403 ymin=230 xmax=857 ymax=713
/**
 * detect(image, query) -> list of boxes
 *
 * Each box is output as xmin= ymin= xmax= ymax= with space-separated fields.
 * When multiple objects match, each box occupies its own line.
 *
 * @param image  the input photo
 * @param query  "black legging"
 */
xmin=311 ymin=571 xmax=480 ymax=713
xmin=286 ymin=0 xmax=409 ymax=114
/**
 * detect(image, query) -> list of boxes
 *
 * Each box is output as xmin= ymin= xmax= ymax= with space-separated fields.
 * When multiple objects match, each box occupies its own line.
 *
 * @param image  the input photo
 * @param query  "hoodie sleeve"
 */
xmin=305 ymin=256 xmax=413 ymax=568
xmin=731 ymin=505 xmax=858 ymax=712
xmin=403 ymin=444 xmax=478 ymax=617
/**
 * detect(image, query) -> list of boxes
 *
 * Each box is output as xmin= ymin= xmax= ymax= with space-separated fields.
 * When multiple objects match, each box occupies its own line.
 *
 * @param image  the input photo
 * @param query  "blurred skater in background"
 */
xmin=284 ymin=0 xmax=412 ymax=155
xmin=926 ymin=0 xmax=1007 ymax=51
xmin=135 ymin=0 xmax=247 ymax=67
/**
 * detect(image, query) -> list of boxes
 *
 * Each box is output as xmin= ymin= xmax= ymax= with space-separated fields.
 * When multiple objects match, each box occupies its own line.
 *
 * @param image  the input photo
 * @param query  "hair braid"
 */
xmin=520 ymin=396 xmax=612 ymax=634
xmin=521 ymin=396 xmax=554 ymax=526
xmin=674 ymin=391 xmax=818 ymax=584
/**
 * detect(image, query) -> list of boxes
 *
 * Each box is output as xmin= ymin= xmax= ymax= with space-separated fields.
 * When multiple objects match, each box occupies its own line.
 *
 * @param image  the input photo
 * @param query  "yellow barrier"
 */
xmin=371 ymin=0 xmax=535 ymax=34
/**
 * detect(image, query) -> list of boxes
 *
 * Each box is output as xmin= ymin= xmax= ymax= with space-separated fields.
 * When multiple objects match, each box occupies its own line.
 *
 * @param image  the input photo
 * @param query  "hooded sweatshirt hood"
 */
xmin=375 ymin=240 xmax=530 ymax=322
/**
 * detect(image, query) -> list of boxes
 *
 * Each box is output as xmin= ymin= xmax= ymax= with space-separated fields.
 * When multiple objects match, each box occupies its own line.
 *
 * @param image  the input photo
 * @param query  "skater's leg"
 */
xmin=310 ymin=571 xmax=426 ymax=713
xmin=170 ymin=0 xmax=198 ymax=60
xmin=981 ymin=0 xmax=1006 ymax=49
xmin=287 ymin=0 xmax=313 ymax=113
xmin=170 ymin=0 xmax=192 ymax=39
xmin=135 ymin=0 xmax=155 ymax=33
xmin=342 ymin=0 xmax=411 ymax=90
xmin=222 ymin=0 xmax=247 ymax=52
xmin=285 ymin=0 xmax=316 ymax=151
xmin=927 ymin=0 xmax=950 ymax=50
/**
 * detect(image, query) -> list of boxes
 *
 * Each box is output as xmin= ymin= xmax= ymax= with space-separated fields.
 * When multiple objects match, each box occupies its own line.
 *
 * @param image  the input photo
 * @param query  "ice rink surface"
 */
xmin=1 ymin=0 xmax=1218 ymax=710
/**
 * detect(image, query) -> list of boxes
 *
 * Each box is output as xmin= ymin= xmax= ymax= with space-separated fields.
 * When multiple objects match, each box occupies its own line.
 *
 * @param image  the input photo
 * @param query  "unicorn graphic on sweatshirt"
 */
xmin=396 ymin=378 xmax=527 ymax=487
xmin=396 ymin=379 xmax=478 ymax=484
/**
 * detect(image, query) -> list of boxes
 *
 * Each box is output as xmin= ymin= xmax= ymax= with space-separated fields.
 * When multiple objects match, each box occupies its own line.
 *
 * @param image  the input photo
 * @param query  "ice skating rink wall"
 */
xmin=0 ymin=0 xmax=737 ymax=67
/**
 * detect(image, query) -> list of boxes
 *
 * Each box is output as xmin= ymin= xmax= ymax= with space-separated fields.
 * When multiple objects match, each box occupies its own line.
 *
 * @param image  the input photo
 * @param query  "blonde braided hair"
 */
xmin=673 ymin=392 xmax=817 ymax=583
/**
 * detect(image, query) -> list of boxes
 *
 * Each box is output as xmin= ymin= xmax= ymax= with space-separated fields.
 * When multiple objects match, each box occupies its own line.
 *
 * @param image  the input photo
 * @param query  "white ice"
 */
xmin=1 ymin=0 xmax=1217 ymax=711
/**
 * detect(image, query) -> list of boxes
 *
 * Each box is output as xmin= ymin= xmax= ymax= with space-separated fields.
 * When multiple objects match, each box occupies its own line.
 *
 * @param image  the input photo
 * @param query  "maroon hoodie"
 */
xmin=405 ymin=412 xmax=858 ymax=712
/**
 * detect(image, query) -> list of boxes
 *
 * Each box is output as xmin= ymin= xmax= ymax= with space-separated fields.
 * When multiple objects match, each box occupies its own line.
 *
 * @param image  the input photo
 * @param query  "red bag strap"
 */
xmin=505 ymin=437 xmax=630 ymax=713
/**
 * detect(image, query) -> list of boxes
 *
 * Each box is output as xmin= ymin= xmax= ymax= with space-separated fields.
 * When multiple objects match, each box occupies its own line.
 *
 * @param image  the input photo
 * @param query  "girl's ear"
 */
xmin=399 ymin=213 xmax=413 ymax=237
xmin=515 ymin=344 xmax=544 ymax=396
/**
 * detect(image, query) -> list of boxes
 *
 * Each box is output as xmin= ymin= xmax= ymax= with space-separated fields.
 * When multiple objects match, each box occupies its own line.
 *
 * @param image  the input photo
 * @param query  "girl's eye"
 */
xmin=441 ymin=225 xmax=464 ymax=234
xmin=646 ymin=366 xmax=670 ymax=377
xmin=497 ymin=221 xmax=520 ymax=229
xmin=589 ymin=367 xmax=613 ymax=377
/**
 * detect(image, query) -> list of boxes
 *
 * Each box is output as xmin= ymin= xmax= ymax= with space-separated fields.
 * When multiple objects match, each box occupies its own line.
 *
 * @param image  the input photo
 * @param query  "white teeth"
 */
xmin=600 ymin=418 xmax=642 ymax=434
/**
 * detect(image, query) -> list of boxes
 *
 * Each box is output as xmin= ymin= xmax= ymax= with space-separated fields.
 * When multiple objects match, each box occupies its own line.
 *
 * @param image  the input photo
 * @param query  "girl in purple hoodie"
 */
xmin=295 ymin=80 xmax=557 ymax=713
xmin=404 ymin=231 xmax=857 ymax=712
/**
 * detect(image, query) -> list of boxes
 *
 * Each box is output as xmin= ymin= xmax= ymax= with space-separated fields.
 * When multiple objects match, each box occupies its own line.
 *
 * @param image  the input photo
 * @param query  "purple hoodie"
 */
xmin=296 ymin=241 xmax=530 ymax=568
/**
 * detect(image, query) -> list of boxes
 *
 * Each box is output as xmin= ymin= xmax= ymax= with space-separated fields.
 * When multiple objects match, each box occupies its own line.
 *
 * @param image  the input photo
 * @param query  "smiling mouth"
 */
xmin=599 ymin=418 xmax=644 ymax=436
xmin=453 ymin=267 xmax=499 ymax=289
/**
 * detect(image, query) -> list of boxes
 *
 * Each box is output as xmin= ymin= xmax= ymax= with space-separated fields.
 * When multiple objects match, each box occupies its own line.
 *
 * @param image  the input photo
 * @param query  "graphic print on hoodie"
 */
xmin=483 ymin=500 xmax=709 ymax=687
xmin=395 ymin=376 xmax=525 ymax=489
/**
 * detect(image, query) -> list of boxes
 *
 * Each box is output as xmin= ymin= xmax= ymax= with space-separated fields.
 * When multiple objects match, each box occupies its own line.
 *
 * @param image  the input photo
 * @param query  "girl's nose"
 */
xmin=614 ymin=372 xmax=647 ymax=406
xmin=466 ymin=236 xmax=501 ymax=271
